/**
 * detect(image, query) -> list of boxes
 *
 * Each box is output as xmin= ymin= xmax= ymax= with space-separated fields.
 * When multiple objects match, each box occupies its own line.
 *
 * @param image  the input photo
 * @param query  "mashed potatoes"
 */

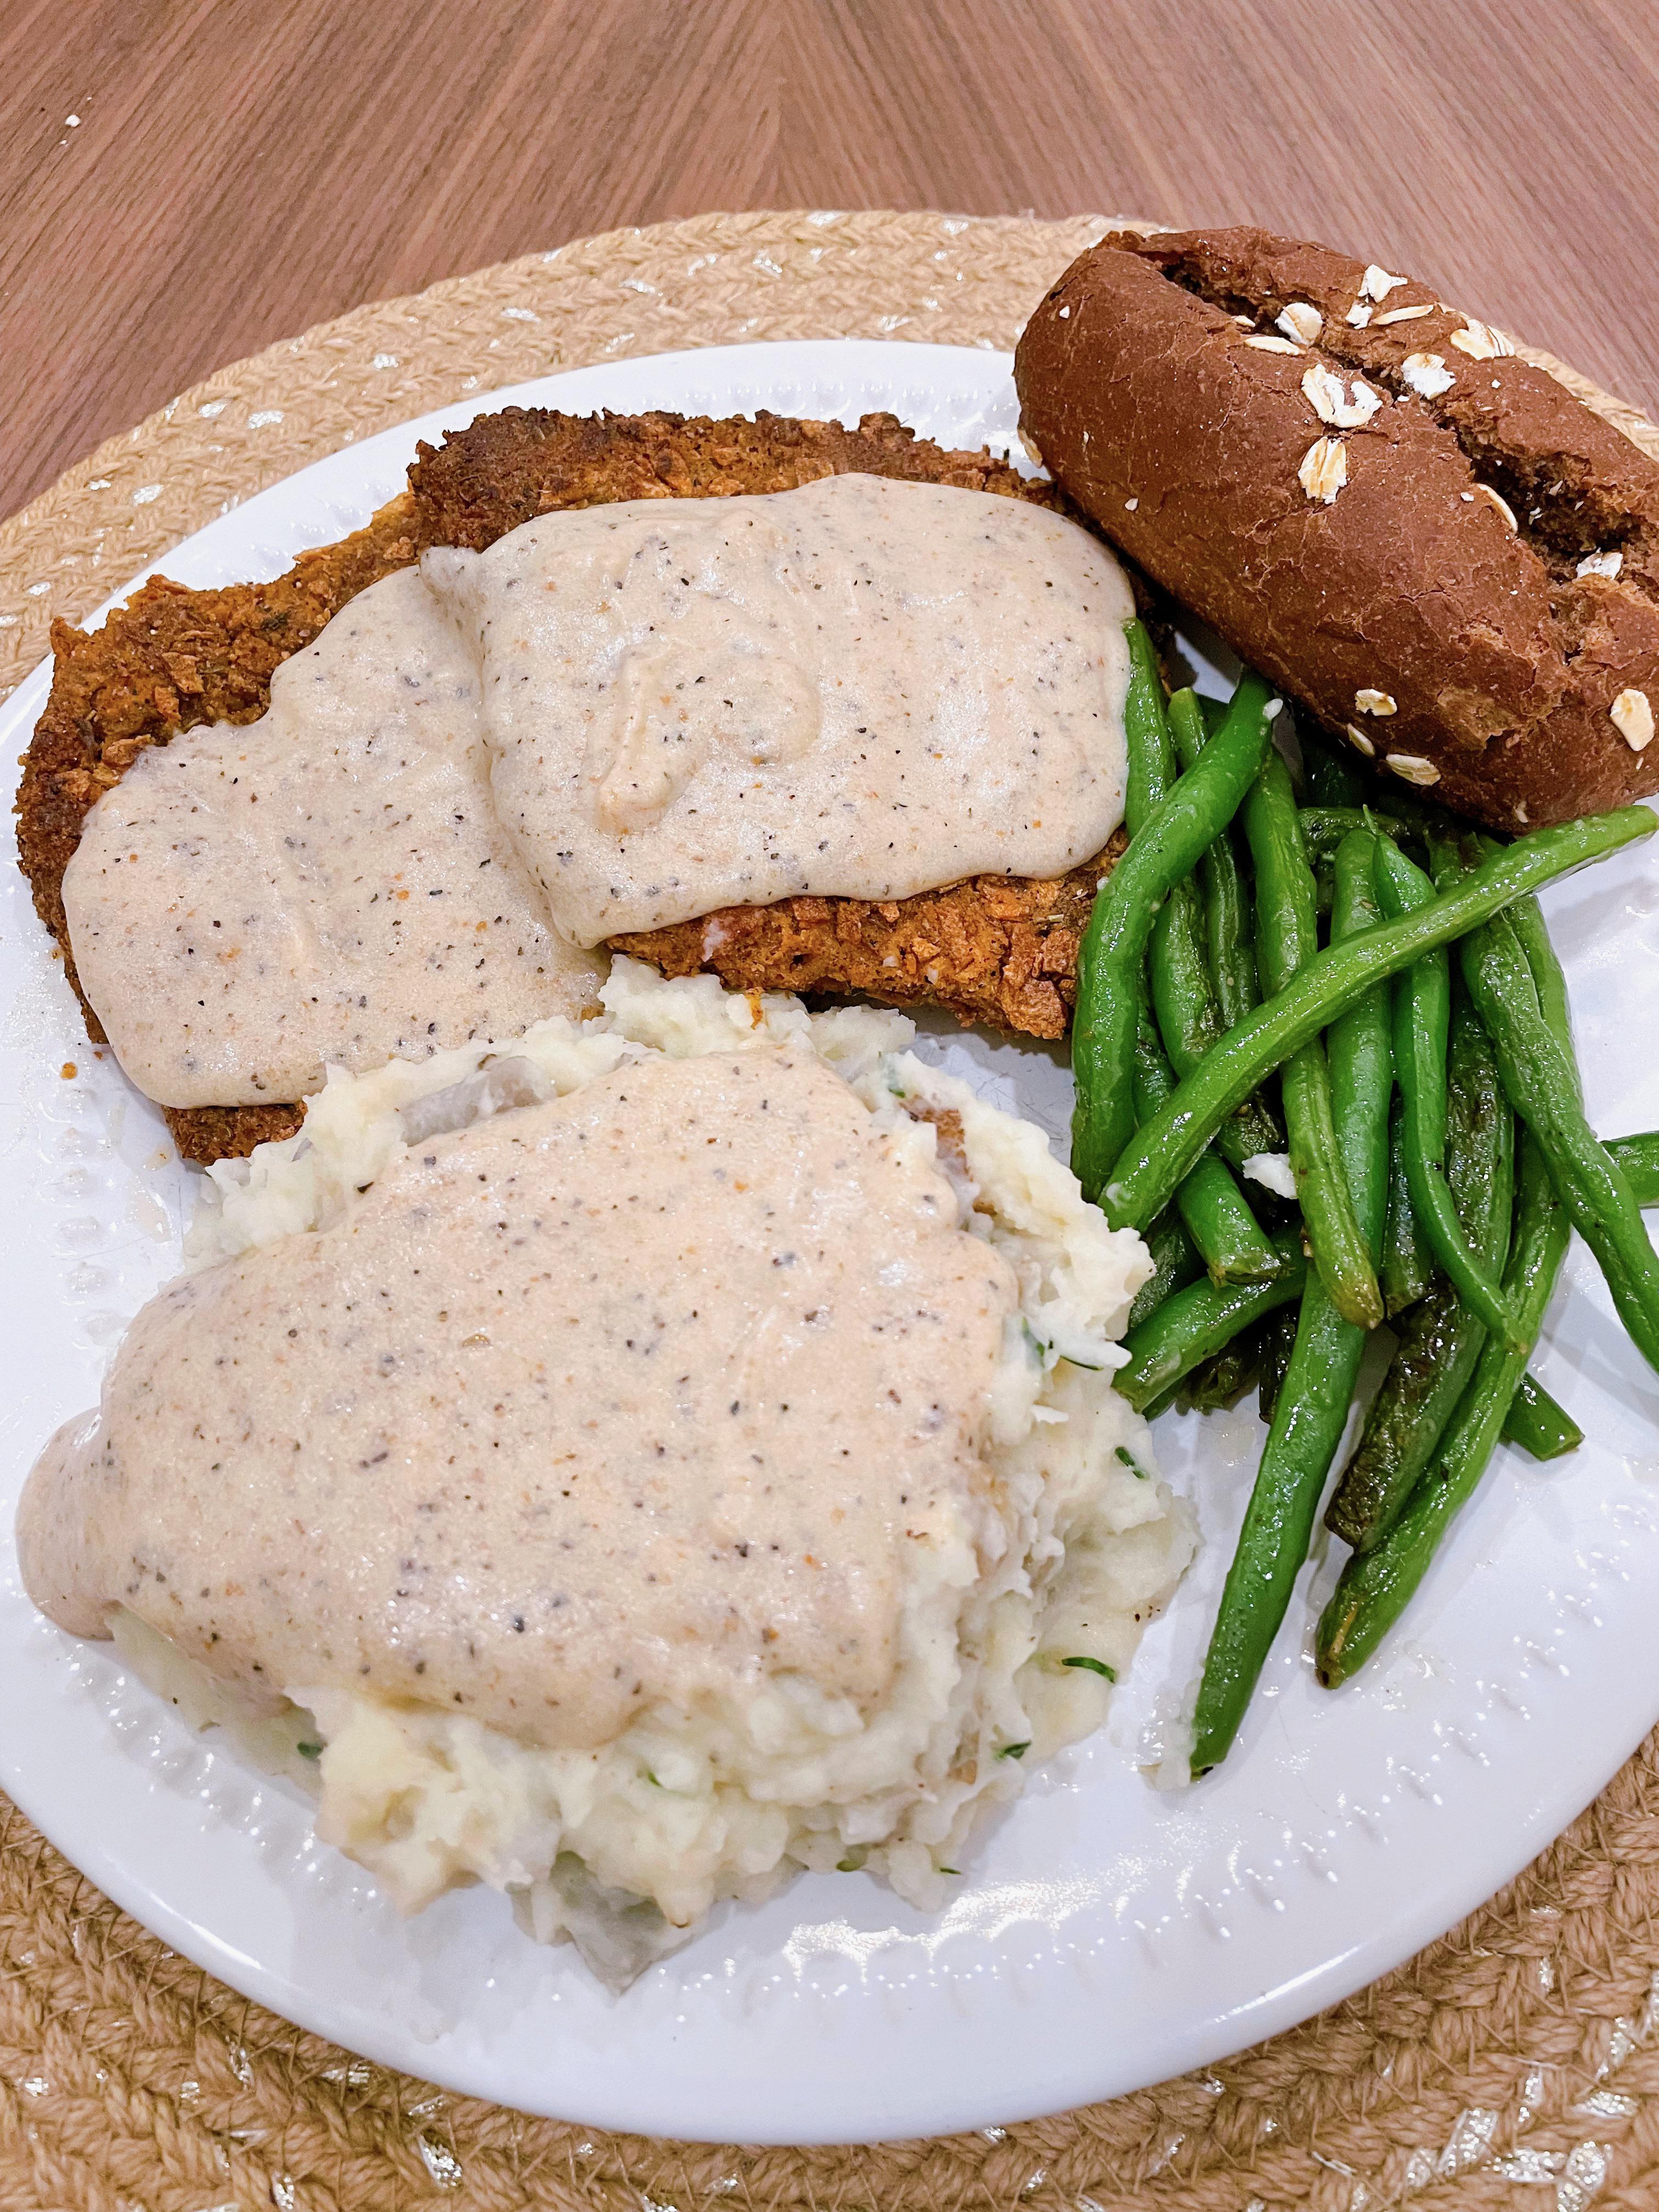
xmin=24 ymin=964 xmax=1191 ymax=1984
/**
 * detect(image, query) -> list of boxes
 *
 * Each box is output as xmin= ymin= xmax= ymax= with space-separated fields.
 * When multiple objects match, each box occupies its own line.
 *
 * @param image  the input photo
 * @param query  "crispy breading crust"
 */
xmin=614 ymin=836 xmax=1124 ymax=1040
xmin=16 ymin=410 xmax=1120 ymax=1162
xmin=407 ymin=404 xmax=1056 ymax=543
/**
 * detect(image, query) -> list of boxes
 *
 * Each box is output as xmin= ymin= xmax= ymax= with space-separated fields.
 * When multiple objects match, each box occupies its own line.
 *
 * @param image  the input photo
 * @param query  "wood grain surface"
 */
xmin=3 ymin=0 xmax=1657 ymax=521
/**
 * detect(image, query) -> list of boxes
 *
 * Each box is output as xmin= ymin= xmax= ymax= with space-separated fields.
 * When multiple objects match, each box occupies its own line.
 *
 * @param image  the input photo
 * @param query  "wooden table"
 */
xmin=3 ymin=0 xmax=1656 ymax=521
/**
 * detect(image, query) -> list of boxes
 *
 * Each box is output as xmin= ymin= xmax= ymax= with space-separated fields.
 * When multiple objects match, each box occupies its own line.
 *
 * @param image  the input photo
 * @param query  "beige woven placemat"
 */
xmin=3 ymin=209 xmax=1659 ymax=2212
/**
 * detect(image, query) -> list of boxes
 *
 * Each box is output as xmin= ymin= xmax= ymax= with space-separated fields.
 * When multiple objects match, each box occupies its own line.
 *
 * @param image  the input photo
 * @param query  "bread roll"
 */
xmin=1014 ymin=225 xmax=1659 ymax=829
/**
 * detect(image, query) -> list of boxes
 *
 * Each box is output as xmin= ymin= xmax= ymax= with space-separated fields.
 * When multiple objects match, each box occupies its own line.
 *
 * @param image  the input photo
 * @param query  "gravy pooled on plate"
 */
xmin=425 ymin=472 xmax=1135 ymax=943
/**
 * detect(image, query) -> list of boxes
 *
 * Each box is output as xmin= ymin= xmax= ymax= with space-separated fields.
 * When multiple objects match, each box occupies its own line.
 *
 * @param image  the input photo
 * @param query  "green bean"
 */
xmin=1255 ymin=1305 xmax=1300 ymax=1425
xmin=1168 ymin=689 xmax=1283 ymax=1156
xmin=1299 ymin=727 xmax=1366 ymax=807
xmin=1122 ymin=620 xmax=1177 ymax=835
xmin=1371 ymin=836 xmax=1521 ymax=1350
xmin=1502 ymin=888 xmax=1631 ymax=1413
xmin=1426 ymin=851 xmax=1582 ymax=1470
xmin=1150 ymin=877 xmax=1282 ymax=1163
xmin=1149 ymin=870 xmax=1224 ymax=1077
xmin=1380 ymin=1096 xmax=1434 ymax=1316
xmin=1299 ymin=806 xmax=1410 ymax=866
xmin=1428 ymin=840 xmax=1582 ymax=1463
xmin=1431 ymin=838 xmax=1579 ymax=1079
xmin=1607 ymin=1132 xmax=1659 ymax=1207
xmin=1188 ymin=830 xmax=1392 ymax=1773
xmin=1500 ymin=898 xmax=1629 ymax=1419
xmin=1071 ymin=671 xmax=1276 ymax=1203
xmin=1242 ymin=753 xmax=1382 ymax=1330
xmin=1135 ymin=1002 xmax=1280 ymax=1284
xmin=1316 ymin=1131 xmax=1570 ymax=1685
xmin=1330 ymin=1282 xmax=1464 ymax=1543
xmin=1432 ymin=833 xmax=1583 ymax=1098
xmin=1168 ymin=691 xmax=1260 ymax=1027
xmin=1505 ymin=892 xmax=1577 ymax=1082
xmin=1500 ymin=1372 xmax=1582 ymax=1460
xmin=1126 ymin=1210 xmax=1204 ymax=1333
xmin=1137 ymin=686 xmax=1220 ymax=1082
xmin=1099 ymin=809 xmax=1657 ymax=1234
xmin=1323 ymin=831 xmax=1395 ymax=1234
xmin=1459 ymin=907 xmax=1659 ymax=1376
xmin=1176 ymin=1330 xmax=1266 ymax=1414
xmin=1325 ymin=997 xmax=1514 ymax=1551
xmin=1113 ymin=1233 xmax=1304 ymax=1414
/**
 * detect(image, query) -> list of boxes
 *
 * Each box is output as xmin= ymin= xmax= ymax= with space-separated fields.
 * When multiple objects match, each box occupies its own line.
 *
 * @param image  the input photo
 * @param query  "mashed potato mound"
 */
xmin=120 ymin=963 xmax=1194 ymax=1983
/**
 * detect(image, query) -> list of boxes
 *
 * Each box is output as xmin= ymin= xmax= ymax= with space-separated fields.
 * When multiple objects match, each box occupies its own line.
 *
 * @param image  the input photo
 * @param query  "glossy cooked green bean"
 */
xmin=1188 ymin=830 xmax=1392 ymax=1773
xmin=1316 ymin=1130 xmax=1570 ymax=1685
xmin=1323 ymin=831 xmax=1395 ymax=1229
xmin=1431 ymin=836 xmax=1582 ymax=1094
xmin=1380 ymin=1096 xmax=1434 ymax=1316
xmin=1169 ymin=691 xmax=1259 ymax=1023
xmin=1299 ymin=806 xmax=1411 ymax=866
xmin=1097 ymin=807 xmax=1657 ymax=1228
xmin=1167 ymin=689 xmax=1283 ymax=1152
xmin=1071 ymin=669 xmax=1277 ymax=1204
xmin=1242 ymin=753 xmax=1383 ymax=1331
xmin=1607 ymin=1131 xmax=1659 ymax=1207
xmin=1137 ymin=685 xmax=1221 ymax=1082
xmin=1429 ymin=853 xmax=1584 ymax=1470
xmin=1500 ymin=895 xmax=1624 ymax=1424
xmin=1113 ymin=1233 xmax=1305 ymax=1414
xmin=1150 ymin=879 xmax=1283 ymax=1164
xmin=1176 ymin=1330 xmax=1267 ymax=1414
xmin=1459 ymin=906 xmax=1659 ymax=1377
xmin=1126 ymin=1210 xmax=1205 ymax=1333
xmin=1116 ymin=647 xmax=1254 ymax=1254
xmin=1372 ymin=836 xmax=1522 ymax=1350
xmin=1255 ymin=1305 xmax=1300 ymax=1425
xmin=1430 ymin=843 xmax=1583 ymax=1466
xmin=1506 ymin=893 xmax=1578 ymax=1086
xmin=1149 ymin=869 xmax=1225 ymax=1075
xmin=1324 ymin=996 xmax=1514 ymax=1551
xmin=1135 ymin=1003 xmax=1280 ymax=1284
xmin=1299 ymin=728 xmax=1366 ymax=806
xmin=1500 ymin=1371 xmax=1583 ymax=1460
xmin=1123 ymin=620 xmax=1177 ymax=834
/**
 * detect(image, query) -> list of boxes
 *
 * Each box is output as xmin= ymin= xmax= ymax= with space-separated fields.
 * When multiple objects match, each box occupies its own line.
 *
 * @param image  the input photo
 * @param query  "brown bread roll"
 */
xmin=1014 ymin=225 xmax=1659 ymax=830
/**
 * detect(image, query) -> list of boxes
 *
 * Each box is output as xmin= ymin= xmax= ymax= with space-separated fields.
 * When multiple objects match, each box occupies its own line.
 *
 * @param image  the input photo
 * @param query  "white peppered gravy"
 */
xmin=61 ymin=475 xmax=1132 ymax=1113
xmin=62 ymin=568 xmax=605 ymax=1108
xmin=425 ymin=472 xmax=1135 ymax=943
xmin=18 ymin=1044 xmax=1018 ymax=1747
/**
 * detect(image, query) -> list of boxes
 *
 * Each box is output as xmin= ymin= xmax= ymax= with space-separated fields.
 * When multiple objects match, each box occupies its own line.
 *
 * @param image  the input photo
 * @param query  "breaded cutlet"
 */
xmin=16 ymin=409 xmax=1126 ymax=1163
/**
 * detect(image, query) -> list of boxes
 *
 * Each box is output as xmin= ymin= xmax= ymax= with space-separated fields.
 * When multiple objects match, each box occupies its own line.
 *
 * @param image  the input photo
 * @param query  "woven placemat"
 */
xmin=3 ymin=209 xmax=1659 ymax=2212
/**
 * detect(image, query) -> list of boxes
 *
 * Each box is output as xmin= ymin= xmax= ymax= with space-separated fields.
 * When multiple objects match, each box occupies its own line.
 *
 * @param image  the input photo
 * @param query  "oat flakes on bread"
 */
xmin=1014 ymin=224 xmax=1659 ymax=830
xmin=17 ymin=408 xmax=1121 ymax=1163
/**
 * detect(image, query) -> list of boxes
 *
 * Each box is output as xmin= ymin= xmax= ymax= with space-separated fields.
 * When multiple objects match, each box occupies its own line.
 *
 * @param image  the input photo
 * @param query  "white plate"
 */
xmin=3 ymin=339 xmax=1658 ymax=2147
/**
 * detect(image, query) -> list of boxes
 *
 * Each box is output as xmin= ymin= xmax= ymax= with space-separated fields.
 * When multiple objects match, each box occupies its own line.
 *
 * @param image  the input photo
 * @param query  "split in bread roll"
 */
xmin=1014 ymin=225 xmax=1659 ymax=831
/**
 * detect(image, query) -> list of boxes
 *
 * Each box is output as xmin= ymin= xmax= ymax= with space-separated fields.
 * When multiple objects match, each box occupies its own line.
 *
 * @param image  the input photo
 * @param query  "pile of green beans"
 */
xmin=1135 ymin=1001 xmax=1280 ymax=1284
xmin=1070 ymin=639 xmax=1275 ymax=1206
xmin=1325 ymin=998 xmax=1514 ymax=1551
xmin=1372 ymin=840 xmax=1520 ymax=1348
xmin=1190 ymin=828 xmax=1391 ymax=1773
xmin=1098 ymin=808 xmax=1652 ymax=1232
xmin=1242 ymin=754 xmax=1382 ymax=1331
xmin=1064 ymin=627 xmax=1659 ymax=1771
